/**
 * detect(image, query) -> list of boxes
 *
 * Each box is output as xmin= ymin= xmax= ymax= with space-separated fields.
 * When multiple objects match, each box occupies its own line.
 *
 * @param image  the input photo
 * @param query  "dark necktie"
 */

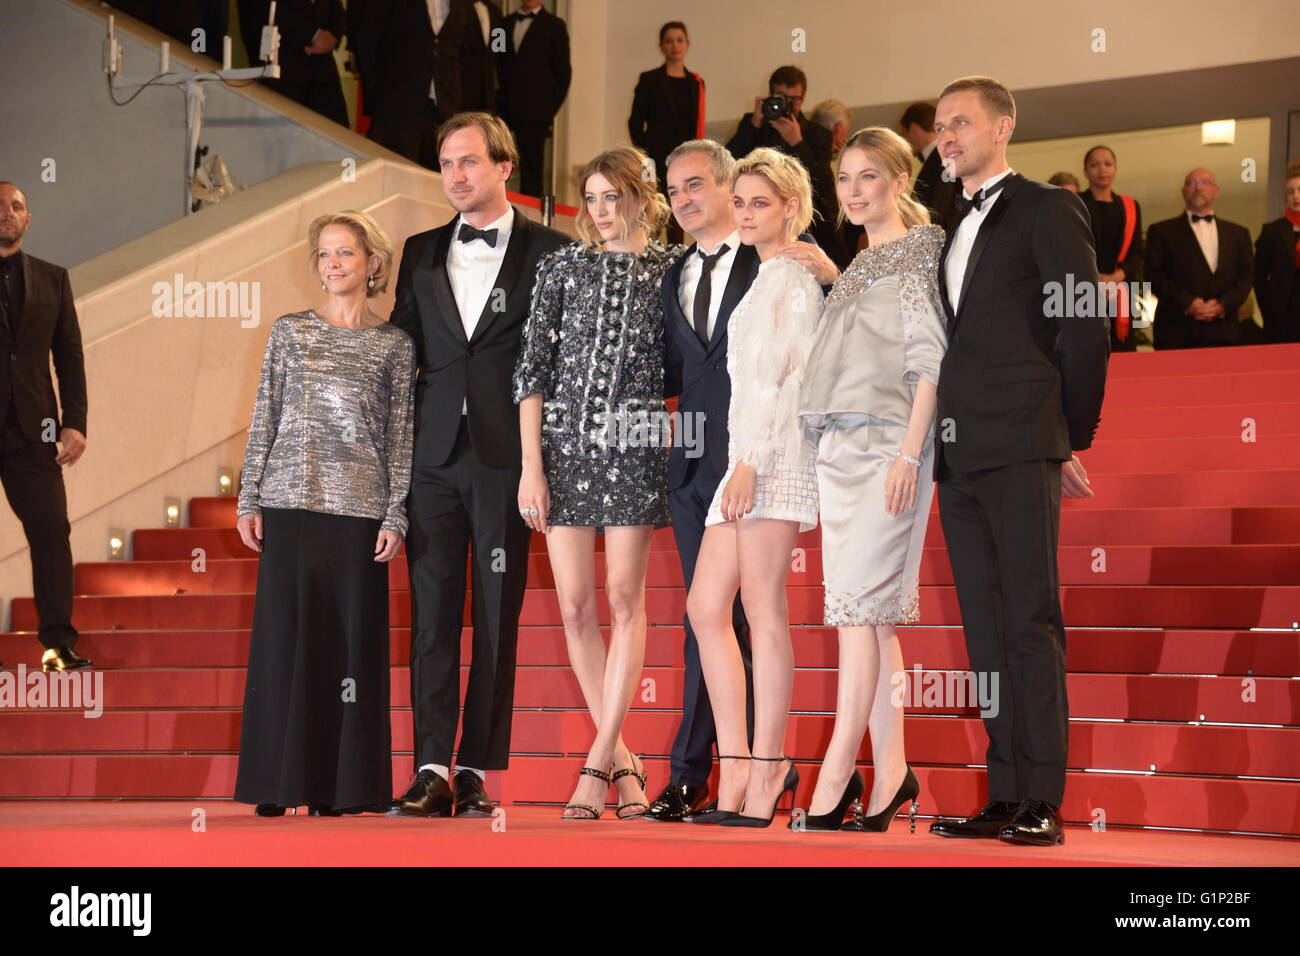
xmin=458 ymin=223 xmax=499 ymax=247
xmin=693 ymin=244 xmax=728 ymax=346
xmin=0 ymin=261 xmax=14 ymax=340
xmin=1190 ymin=213 xmax=1215 ymax=223
xmin=954 ymin=175 xmax=1010 ymax=216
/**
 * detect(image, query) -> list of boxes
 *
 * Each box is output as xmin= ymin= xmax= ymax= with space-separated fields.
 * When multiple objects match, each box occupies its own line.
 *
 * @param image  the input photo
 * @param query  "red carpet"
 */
xmin=3 ymin=343 xmax=1299 ymax=862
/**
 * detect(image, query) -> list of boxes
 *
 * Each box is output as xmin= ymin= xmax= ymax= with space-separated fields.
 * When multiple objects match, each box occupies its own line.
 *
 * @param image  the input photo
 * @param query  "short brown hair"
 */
xmin=898 ymin=102 xmax=935 ymax=133
xmin=307 ymin=210 xmax=394 ymax=297
xmin=1286 ymin=158 xmax=1300 ymax=181
xmin=659 ymin=21 xmax=687 ymax=43
xmin=576 ymin=146 xmax=672 ymax=246
xmin=939 ymin=75 xmax=1016 ymax=125
xmin=435 ymin=111 xmax=520 ymax=171
xmin=769 ymin=65 xmax=807 ymax=94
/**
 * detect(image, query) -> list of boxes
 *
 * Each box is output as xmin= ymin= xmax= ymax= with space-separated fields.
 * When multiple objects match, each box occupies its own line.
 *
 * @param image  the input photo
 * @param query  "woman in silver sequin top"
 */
xmin=795 ymin=128 xmax=947 ymax=833
xmin=513 ymin=147 xmax=682 ymax=821
xmin=233 ymin=211 xmax=414 ymax=816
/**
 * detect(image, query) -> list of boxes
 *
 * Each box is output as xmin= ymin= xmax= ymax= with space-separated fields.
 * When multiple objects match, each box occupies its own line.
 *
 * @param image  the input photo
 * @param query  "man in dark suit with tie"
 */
xmin=0 ymin=182 xmax=90 ymax=672
xmin=900 ymin=101 xmax=959 ymax=231
xmin=460 ymin=0 xmax=504 ymax=112
xmin=498 ymin=0 xmax=572 ymax=197
xmin=237 ymin=0 xmax=349 ymax=126
xmin=353 ymin=0 xmax=471 ymax=169
xmin=388 ymin=114 xmax=568 ymax=818
xmin=925 ymin=78 xmax=1109 ymax=846
xmin=1146 ymin=169 xmax=1254 ymax=349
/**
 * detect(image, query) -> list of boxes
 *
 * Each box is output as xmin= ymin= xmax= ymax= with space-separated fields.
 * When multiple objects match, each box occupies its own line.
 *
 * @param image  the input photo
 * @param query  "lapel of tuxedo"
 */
xmin=427 ymin=219 xmax=468 ymax=345
xmin=951 ymin=173 xmax=1024 ymax=333
xmin=15 ymin=252 xmax=33 ymax=345
xmin=709 ymin=243 xmax=759 ymax=356
xmin=469 ymin=207 xmax=529 ymax=345
xmin=665 ymin=242 xmax=703 ymax=354
xmin=1177 ymin=215 xmax=1214 ymax=278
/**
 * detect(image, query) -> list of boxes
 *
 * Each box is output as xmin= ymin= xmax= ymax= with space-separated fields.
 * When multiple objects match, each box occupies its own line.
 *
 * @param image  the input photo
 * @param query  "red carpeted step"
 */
xmin=1101 ymin=370 xmax=1297 ymax=409
xmin=67 ymin=543 xmax=1300 ymax=596
xmin=3 ymin=626 xmax=1296 ymax=676
xmin=1082 ymin=435 xmax=1300 ymax=473
xmin=6 ymin=665 xmax=1291 ymax=724
xmin=1096 ymin=403 xmax=1300 ymax=440
xmin=1105 ymin=343 xmax=1300 ymax=378
xmin=2 ymin=754 xmax=1295 ymax=835
xmin=4 ymin=709 xmax=1296 ymax=781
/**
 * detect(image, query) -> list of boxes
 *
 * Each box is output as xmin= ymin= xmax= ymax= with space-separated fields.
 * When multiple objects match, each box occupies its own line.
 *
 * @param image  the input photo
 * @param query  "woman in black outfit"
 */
xmin=627 ymin=21 xmax=705 ymax=243
xmin=1254 ymin=158 xmax=1300 ymax=344
xmin=1080 ymin=145 xmax=1143 ymax=351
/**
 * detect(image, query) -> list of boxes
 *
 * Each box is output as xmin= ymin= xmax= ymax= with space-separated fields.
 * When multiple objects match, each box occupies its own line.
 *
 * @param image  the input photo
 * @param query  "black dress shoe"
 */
xmin=643 ymin=781 xmax=712 ymax=822
xmin=41 ymin=646 xmax=92 ymax=672
xmin=394 ymin=770 xmax=453 ymax=817
xmin=254 ymin=804 xmax=285 ymax=817
xmin=998 ymin=798 xmax=1065 ymax=846
xmin=929 ymin=800 xmax=1020 ymax=838
xmin=453 ymin=771 xmax=494 ymax=817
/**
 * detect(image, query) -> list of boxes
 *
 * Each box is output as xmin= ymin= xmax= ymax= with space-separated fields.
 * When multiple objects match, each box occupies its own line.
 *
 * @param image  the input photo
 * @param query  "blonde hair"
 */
xmin=576 ymin=146 xmax=671 ymax=246
xmin=730 ymin=147 xmax=814 ymax=241
xmin=307 ymin=210 xmax=394 ymax=297
xmin=436 ymin=111 xmax=521 ymax=171
xmin=836 ymin=127 xmax=931 ymax=229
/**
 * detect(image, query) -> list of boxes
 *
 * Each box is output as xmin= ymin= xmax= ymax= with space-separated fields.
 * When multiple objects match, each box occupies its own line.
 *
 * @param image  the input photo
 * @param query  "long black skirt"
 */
xmin=233 ymin=507 xmax=392 ymax=811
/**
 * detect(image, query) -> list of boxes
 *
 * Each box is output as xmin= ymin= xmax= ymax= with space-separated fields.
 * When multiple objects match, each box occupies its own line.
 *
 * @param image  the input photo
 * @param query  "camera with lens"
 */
xmin=760 ymin=93 xmax=794 ymax=122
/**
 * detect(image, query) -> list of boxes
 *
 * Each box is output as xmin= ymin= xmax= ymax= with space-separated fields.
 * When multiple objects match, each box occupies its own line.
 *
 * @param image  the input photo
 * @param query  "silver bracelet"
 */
xmin=898 ymin=451 xmax=923 ymax=467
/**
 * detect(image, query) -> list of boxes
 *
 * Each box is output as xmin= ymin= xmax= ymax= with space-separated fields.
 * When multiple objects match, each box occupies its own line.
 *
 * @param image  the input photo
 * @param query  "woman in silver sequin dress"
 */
xmin=513 ymin=147 xmax=683 ymax=820
xmin=683 ymin=149 xmax=823 ymax=828
xmin=233 ymin=211 xmax=415 ymax=817
xmin=796 ymin=128 xmax=947 ymax=833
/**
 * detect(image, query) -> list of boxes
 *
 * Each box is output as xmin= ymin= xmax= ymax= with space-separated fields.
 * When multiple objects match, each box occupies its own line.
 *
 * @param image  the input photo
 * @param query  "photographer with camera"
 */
xmin=726 ymin=66 xmax=848 ymax=268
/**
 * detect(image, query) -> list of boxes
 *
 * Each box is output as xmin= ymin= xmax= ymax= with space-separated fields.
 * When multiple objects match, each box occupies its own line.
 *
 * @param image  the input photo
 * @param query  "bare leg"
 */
xmin=807 ymin=624 xmax=876 ymax=815
xmin=864 ymin=623 xmax=908 ymax=814
xmin=684 ymin=523 xmax=749 ymax=811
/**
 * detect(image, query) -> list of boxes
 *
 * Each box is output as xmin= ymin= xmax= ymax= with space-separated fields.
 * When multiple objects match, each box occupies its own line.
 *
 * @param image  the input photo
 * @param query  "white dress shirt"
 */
xmin=426 ymin=0 xmax=450 ymax=101
xmin=512 ymin=9 xmax=538 ymax=50
xmin=1187 ymin=210 xmax=1219 ymax=273
xmin=945 ymin=168 xmax=1015 ymax=311
xmin=677 ymin=230 xmax=741 ymax=343
xmin=920 ymin=139 xmax=938 ymax=163
xmin=473 ymin=0 xmax=491 ymax=44
xmin=448 ymin=207 xmax=514 ymax=412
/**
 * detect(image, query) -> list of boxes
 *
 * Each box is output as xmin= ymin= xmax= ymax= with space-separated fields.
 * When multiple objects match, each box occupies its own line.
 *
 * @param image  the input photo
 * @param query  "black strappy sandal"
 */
xmin=612 ymin=753 xmax=649 ymax=819
xmin=562 ymin=765 xmax=612 ymax=821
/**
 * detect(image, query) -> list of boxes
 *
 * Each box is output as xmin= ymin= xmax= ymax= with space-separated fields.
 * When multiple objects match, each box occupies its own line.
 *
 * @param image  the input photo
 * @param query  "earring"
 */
xmin=320 ymin=281 xmax=327 ymax=291
xmin=367 ymin=274 xmax=375 ymax=288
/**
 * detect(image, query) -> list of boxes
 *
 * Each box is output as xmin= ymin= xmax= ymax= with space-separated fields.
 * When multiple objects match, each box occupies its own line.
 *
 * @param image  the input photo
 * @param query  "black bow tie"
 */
xmin=518 ymin=8 xmax=538 ymax=16
xmin=458 ymin=223 xmax=499 ymax=247
xmin=954 ymin=176 xmax=1010 ymax=216
xmin=1190 ymin=213 xmax=1215 ymax=223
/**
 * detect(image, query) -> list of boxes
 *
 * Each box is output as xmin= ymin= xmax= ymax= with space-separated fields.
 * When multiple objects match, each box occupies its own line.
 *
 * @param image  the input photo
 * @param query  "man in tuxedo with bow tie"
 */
xmin=1146 ymin=169 xmax=1254 ymax=349
xmin=388 ymin=113 xmax=568 ymax=818
xmin=926 ymin=77 xmax=1109 ymax=846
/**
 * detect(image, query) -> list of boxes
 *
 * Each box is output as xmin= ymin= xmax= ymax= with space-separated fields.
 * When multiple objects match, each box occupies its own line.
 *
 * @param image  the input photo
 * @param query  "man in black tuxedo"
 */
xmin=498 ymin=0 xmax=571 ymax=197
xmin=646 ymin=141 xmax=839 ymax=821
xmin=0 ymin=182 xmax=90 ymax=672
xmin=899 ymin=101 xmax=959 ymax=231
xmin=1147 ymin=169 xmax=1254 ymax=350
xmin=388 ymin=114 xmax=568 ymax=817
xmin=353 ymin=0 xmax=470 ymax=169
xmin=237 ymin=0 xmax=348 ymax=126
xmin=926 ymin=78 xmax=1108 ymax=846
xmin=725 ymin=66 xmax=847 ymax=269
xmin=460 ymin=0 xmax=504 ymax=112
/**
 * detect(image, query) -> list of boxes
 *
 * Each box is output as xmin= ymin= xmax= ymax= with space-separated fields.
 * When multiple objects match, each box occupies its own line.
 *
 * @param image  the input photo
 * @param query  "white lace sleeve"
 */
xmin=731 ymin=259 xmax=823 ymax=475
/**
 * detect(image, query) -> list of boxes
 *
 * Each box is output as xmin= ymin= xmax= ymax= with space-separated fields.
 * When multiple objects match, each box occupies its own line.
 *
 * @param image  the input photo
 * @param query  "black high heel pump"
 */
xmin=718 ymin=756 xmax=799 ymax=828
xmin=842 ymin=766 xmax=920 ymax=833
xmin=791 ymin=769 xmax=864 ymax=831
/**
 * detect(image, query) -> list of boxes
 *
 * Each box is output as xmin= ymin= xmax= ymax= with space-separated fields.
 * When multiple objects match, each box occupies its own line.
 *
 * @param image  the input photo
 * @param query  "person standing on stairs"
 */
xmin=513 ymin=146 xmax=683 ymax=820
xmin=0 ymin=181 xmax=90 ymax=673
xmin=234 ymin=210 xmax=415 ymax=816
xmin=388 ymin=112 xmax=568 ymax=819
xmin=926 ymin=76 xmax=1109 ymax=846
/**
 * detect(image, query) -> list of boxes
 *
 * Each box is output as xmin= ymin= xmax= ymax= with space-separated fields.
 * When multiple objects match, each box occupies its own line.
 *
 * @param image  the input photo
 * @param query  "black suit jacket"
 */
xmin=934 ymin=175 xmax=1109 ymax=477
xmin=0 ymin=252 xmax=88 ymax=443
xmin=628 ymin=65 xmax=702 ymax=172
xmin=459 ymin=0 xmax=503 ymax=112
xmin=725 ymin=113 xmax=847 ymax=268
xmin=238 ymin=0 xmax=343 ymax=83
xmin=1254 ymin=217 xmax=1298 ymax=338
xmin=353 ymin=0 xmax=467 ymax=119
xmin=662 ymin=242 xmax=761 ymax=488
xmin=389 ymin=207 xmax=569 ymax=469
xmin=498 ymin=8 xmax=571 ymax=124
xmin=1146 ymin=213 xmax=1254 ymax=349
xmin=913 ymin=146 xmax=959 ymax=231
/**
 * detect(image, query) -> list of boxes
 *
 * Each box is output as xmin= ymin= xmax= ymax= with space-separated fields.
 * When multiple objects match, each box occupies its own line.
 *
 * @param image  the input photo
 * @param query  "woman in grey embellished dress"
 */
xmin=233 ymin=211 xmax=415 ymax=817
xmin=513 ymin=146 xmax=683 ymax=819
xmin=797 ymin=129 xmax=946 ymax=834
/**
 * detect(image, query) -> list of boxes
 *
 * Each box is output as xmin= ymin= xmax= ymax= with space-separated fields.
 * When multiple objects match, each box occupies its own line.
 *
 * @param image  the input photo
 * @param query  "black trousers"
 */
xmin=0 ymin=403 xmax=77 ymax=650
xmin=667 ymin=454 xmax=754 ymax=789
xmin=937 ymin=458 xmax=1068 ymax=808
xmin=511 ymin=120 xmax=551 ymax=197
xmin=406 ymin=417 xmax=531 ymax=771
xmin=368 ymin=99 xmax=446 ymax=171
